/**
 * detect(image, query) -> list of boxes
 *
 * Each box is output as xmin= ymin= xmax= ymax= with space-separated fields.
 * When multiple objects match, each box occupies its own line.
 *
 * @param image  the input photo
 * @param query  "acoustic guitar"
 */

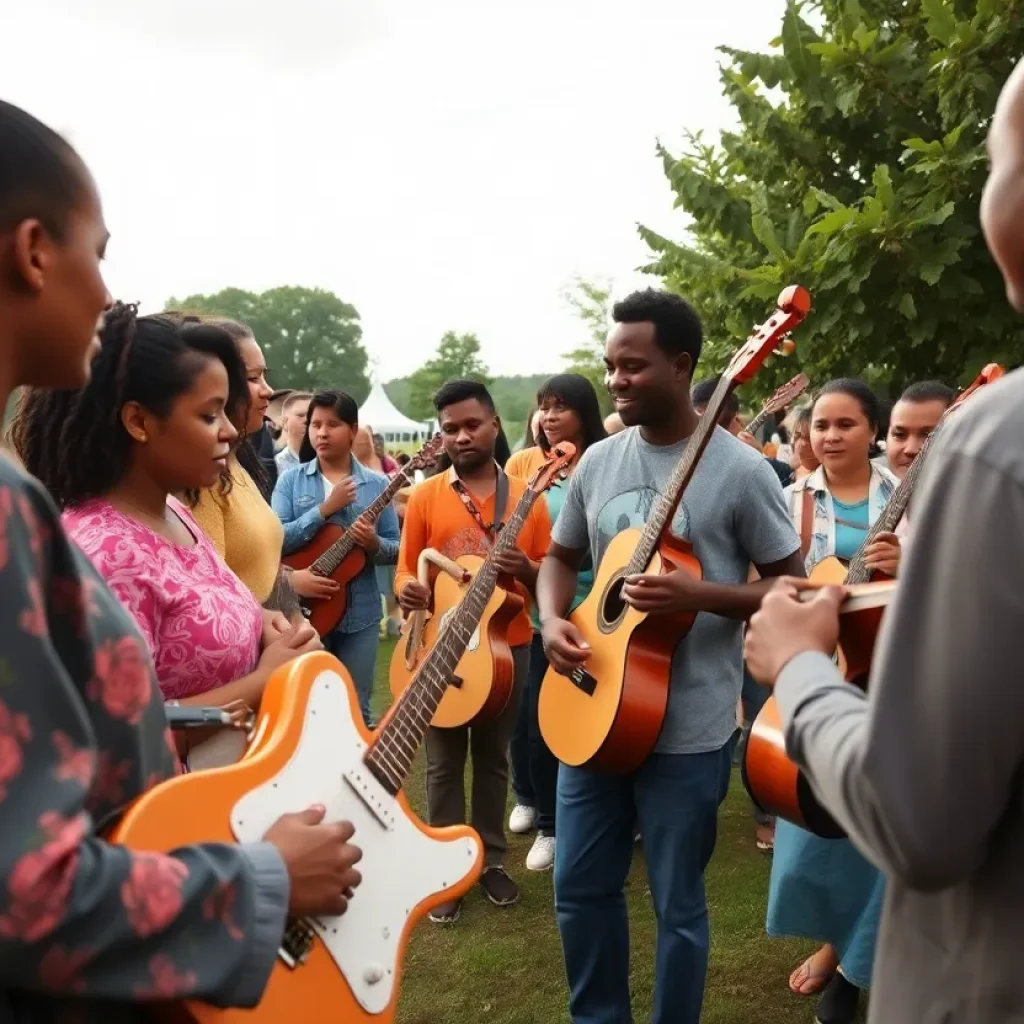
xmin=744 ymin=372 xmax=810 ymax=440
xmin=390 ymin=444 xmax=576 ymax=728
xmin=743 ymin=363 xmax=1006 ymax=836
xmin=538 ymin=286 xmax=811 ymax=773
xmin=283 ymin=435 xmax=443 ymax=636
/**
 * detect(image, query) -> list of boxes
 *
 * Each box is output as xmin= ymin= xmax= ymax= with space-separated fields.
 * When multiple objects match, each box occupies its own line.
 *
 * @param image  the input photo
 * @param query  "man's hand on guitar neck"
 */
xmin=492 ymin=545 xmax=538 ymax=587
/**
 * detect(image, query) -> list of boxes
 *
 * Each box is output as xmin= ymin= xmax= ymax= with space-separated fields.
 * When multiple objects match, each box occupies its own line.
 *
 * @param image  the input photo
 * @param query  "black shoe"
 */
xmin=815 ymin=973 xmax=860 ymax=1024
xmin=428 ymin=898 xmax=462 ymax=924
xmin=479 ymin=866 xmax=520 ymax=907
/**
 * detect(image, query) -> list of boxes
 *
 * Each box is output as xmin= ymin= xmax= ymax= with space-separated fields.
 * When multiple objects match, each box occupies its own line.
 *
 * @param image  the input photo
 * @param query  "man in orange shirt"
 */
xmin=397 ymin=379 xmax=552 ymax=922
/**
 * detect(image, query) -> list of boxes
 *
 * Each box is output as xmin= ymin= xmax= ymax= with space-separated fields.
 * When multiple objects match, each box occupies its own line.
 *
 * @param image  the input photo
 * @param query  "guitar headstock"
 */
xmin=407 ymin=434 xmax=444 ymax=472
xmin=528 ymin=442 xmax=577 ymax=492
xmin=761 ymin=372 xmax=811 ymax=416
xmin=724 ymin=285 xmax=811 ymax=386
xmin=950 ymin=363 xmax=1005 ymax=412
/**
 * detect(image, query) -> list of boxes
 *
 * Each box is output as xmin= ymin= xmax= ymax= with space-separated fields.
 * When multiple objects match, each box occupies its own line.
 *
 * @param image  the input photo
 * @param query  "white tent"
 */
xmin=359 ymin=383 xmax=430 ymax=443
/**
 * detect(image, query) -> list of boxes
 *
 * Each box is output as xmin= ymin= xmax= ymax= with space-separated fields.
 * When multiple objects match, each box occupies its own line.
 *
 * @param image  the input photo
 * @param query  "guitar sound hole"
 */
xmin=599 ymin=575 xmax=627 ymax=632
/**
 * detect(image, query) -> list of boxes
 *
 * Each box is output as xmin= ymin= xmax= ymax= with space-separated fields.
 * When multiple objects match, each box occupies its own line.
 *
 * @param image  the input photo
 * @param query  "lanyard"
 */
xmin=451 ymin=469 xmax=510 ymax=542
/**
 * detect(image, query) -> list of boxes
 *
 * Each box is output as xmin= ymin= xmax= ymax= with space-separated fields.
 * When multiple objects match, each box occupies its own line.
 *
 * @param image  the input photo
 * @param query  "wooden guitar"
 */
xmin=743 ymin=362 xmax=1006 ymax=836
xmin=745 ymin=372 xmax=810 ymax=440
xmin=389 ymin=444 xmax=576 ymax=728
xmin=283 ymin=435 xmax=443 ymax=636
xmin=538 ymin=286 xmax=812 ymax=773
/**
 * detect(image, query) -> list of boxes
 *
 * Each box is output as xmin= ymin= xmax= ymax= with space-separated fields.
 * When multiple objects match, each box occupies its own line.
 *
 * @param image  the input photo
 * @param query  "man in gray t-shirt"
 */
xmin=537 ymin=288 xmax=802 ymax=1024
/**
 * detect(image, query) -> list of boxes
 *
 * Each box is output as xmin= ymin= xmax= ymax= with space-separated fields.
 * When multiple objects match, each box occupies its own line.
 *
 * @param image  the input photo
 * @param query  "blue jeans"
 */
xmin=554 ymin=746 xmax=732 ymax=1024
xmin=323 ymin=623 xmax=379 ymax=726
xmin=509 ymin=633 xmax=559 ymax=832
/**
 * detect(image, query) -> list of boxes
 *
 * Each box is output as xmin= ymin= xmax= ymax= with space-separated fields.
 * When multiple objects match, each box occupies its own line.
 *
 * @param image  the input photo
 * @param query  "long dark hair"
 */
xmin=299 ymin=389 xmax=359 ymax=464
xmin=535 ymin=373 xmax=607 ymax=455
xmin=11 ymin=304 xmax=249 ymax=509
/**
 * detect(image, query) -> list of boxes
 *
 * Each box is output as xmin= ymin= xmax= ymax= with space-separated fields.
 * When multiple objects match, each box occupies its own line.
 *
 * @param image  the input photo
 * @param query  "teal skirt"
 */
xmin=766 ymin=820 xmax=884 ymax=989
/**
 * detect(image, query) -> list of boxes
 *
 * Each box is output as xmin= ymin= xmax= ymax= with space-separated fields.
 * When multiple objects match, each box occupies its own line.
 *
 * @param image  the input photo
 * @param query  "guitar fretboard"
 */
xmin=363 ymin=488 xmax=540 ymax=794
xmin=625 ymin=374 xmax=732 ymax=576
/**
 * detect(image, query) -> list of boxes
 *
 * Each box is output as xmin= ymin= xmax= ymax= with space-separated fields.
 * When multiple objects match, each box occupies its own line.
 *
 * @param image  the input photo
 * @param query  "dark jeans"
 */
xmin=509 ymin=633 xmax=559 ymax=833
xmin=554 ymin=745 xmax=733 ymax=1024
xmin=425 ymin=644 xmax=529 ymax=867
xmin=738 ymin=666 xmax=774 ymax=828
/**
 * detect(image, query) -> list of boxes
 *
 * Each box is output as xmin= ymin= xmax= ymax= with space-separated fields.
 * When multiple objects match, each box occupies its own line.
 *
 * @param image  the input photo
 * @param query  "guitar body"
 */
xmin=282 ymin=524 xmax=366 ymax=636
xmin=538 ymin=528 xmax=702 ymax=773
xmin=112 ymin=652 xmax=483 ymax=1024
xmin=389 ymin=556 xmax=523 ymax=728
xmin=742 ymin=582 xmax=893 ymax=838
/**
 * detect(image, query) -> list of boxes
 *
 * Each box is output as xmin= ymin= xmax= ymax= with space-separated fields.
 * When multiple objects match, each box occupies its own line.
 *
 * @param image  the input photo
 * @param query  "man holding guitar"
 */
xmin=744 ymin=60 xmax=1024 ymax=1024
xmin=538 ymin=289 xmax=804 ymax=1024
xmin=396 ymin=379 xmax=552 ymax=922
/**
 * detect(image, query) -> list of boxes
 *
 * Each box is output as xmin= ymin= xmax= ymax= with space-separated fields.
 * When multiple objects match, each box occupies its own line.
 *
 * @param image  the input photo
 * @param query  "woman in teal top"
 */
xmin=773 ymin=379 xmax=902 ymax=1024
xmin=508 ymin=374 xmax=607 ymax=873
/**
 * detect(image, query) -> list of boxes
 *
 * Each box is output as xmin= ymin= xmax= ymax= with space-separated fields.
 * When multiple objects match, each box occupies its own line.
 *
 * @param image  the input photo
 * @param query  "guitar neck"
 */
xmin=844 ymin=431 xmax=936 ymax=584
xmin=626 ymin=375 xmax=731 ymax=575
xmin=746 ymin=408 xmax=770 ymax=438
xmin=311 ymin=467 xmax=412 ymax=575
xmin=363 ymin=487 xmax=540 ymax=794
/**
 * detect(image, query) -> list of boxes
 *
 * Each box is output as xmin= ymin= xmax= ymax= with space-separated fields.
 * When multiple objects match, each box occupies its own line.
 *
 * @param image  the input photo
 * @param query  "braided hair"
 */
xmin=11 ymin=303 xmax=249 ymax=510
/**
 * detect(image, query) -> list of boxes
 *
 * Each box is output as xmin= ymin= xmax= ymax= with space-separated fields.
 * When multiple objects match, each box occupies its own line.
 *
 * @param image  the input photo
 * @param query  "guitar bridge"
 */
xmin=569 ymin=666 xmax=597 ymax=696
xmin=279 ymin=917 xmax=316 ymax=969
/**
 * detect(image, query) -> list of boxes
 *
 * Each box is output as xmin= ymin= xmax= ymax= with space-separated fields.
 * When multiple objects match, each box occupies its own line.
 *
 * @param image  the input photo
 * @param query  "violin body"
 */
xmin=742 ymin=581 xmax=894 ymax=838
xmin=389 ymin=555 xmax=523 ymax=728
xmin=283 ymin=524 xmax=366 ymax=637
xmin=538 ymin=529 xmax=702 ymax=774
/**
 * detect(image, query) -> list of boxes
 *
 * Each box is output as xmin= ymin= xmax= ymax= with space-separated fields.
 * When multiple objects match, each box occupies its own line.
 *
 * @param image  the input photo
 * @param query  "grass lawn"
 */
xmin=371 ymin=638 xmax=847 ymax=1024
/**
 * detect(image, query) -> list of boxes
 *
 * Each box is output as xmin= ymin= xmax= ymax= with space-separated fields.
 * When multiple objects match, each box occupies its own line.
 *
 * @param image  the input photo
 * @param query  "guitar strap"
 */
xmin=452 ymin=467 xmax=510 ymax=544
xmin=799 ymin=488 xmax=814 ymax=562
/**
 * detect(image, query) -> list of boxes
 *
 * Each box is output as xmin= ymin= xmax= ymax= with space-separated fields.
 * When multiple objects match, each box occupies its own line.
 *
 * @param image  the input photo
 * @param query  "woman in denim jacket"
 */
xmin=272 ymin=390 xmax=400 ymax=726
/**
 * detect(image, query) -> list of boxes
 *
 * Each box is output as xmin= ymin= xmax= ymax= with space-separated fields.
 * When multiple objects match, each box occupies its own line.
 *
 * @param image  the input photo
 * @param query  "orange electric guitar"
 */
xmin=283 ymin=435 xmax=443 ymax=636
xmin=744 ymin=371 xmax=811 ymax=440
xmin=743 ymin=362 xmax=1005 ymax=836
xmin=389 ymin=444 xmax=576 ymax=728
xmin=538 ymin=286 xmax=812 ymax=773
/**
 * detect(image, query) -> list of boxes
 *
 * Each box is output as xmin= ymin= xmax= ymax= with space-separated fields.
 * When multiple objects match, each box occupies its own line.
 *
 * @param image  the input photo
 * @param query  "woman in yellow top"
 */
xmin=184 ymin=319 xmax=321 ymax=614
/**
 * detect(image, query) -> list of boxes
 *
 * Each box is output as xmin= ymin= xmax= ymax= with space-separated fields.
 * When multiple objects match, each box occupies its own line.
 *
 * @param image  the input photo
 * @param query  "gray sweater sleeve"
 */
xmin=776 ymin=447 xmax=1024 ymax=892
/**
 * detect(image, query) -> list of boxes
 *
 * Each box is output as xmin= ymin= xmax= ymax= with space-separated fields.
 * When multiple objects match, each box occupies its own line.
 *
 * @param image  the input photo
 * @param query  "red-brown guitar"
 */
xmin=283 ymin=435 xmax=443 ymax=636
xmin=538 ymin=286 xmax=812 ymax=774
xmin=743 ymin=363 xmax=1006 ymax=837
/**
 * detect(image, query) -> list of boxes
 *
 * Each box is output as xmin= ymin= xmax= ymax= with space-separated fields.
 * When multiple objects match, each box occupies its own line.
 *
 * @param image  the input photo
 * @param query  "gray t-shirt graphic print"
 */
xmin=552 ymin=425 xmax=799 ymax=755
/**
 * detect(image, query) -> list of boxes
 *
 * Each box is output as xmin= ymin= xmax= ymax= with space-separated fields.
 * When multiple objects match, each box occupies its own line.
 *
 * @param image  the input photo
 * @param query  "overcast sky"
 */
xmin=2 ymin=0 xmax=784 ymax=381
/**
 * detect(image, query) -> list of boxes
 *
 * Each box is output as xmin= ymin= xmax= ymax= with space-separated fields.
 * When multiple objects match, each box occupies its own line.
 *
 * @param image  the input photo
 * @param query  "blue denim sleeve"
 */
xmin=372 ymin=489 xmax=401 ymax=567
xmin=272 ymin=469 xmax=325 ymax=555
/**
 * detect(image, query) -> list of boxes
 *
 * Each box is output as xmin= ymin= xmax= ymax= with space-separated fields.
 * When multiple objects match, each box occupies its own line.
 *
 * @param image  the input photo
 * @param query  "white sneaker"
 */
xmin=526 ymin=833 xmax=556 ymax=872
xmin=508 ymin=804 xmax=537 ymax=834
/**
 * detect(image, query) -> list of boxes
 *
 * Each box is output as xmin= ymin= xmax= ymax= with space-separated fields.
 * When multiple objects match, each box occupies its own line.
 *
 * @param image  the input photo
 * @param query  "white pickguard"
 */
xmin=230 ymin=670 xmax=481 ymax=1015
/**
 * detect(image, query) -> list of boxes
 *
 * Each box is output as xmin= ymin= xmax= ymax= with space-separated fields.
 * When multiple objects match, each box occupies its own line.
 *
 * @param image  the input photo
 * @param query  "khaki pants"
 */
xmin=424 ymin=644 xmax=529 ymax=867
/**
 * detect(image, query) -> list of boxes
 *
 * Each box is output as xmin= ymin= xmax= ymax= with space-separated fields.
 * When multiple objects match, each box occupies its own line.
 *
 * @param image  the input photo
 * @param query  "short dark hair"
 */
xmin=812 ymin=378 xmax=881 ymax=432
xmin=433 ymin=378 xmax=496 ymax=415
xmin=898 ymin=380 xmax=956 ymax=408
xmin=611 ymin=288 xmax=703 ymax=367
xmin=11 ymin=305 xmax=249 ymax=509
xmin=298 ymin=390 xmax=359 ymax=462
xmin=0 ymin=100 xmax=89 ymax=241
xmin=690 ymin=375 xmax=739 ymax=423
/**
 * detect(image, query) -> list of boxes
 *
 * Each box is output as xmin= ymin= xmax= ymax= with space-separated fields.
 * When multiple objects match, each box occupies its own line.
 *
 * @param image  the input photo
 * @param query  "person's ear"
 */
xmin=10 ymin=219 xmax=52 ymax=293
xmin=120 ymin=401 xmax=150 ymax=444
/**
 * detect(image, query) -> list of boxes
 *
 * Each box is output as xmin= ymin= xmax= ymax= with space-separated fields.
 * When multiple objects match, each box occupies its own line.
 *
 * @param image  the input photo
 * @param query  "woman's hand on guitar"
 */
xmin=348 ymin=519 xmax=380 ymax=555
xmin=622 ymin=570 xmax=708 ymax=614
xmin=541 ymin=618 xmax=591 ymax=675
xmin=744 ymin=578 xmax=844 ymax=686
xmin=259 ymin=621 xmax=324 ymax=677
xmin=862 ymin=531 xmax=901 ymax=577
xmin=399 ymin=581 xmax=432 ymax=613
xmin=292 ymin=568 xmax=341 ymax=600
xmin=265 ymin=804 xmax=363 ymax=917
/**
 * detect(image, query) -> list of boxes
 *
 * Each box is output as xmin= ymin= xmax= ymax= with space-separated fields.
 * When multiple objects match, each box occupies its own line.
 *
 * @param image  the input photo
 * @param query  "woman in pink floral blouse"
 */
xmin=0 ymin=100 xmax=361 ymax=1021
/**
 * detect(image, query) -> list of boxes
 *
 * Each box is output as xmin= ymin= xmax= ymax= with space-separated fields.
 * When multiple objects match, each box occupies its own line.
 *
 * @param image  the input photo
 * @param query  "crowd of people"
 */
xmin=2 ymin=52 xmax=1024 ymax=1024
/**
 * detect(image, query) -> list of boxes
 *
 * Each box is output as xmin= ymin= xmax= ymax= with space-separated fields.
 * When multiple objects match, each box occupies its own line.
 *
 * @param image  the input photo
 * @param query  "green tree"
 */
xmin=406 ymin=331 xmax=492 ymax=420
xmin=166 ymin=286 xmax=369 ymax=399
xmin=561 ymin=276 xmax=614 ymax=413
xmin=640 ymin=0 xmax=1023 ymax=399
